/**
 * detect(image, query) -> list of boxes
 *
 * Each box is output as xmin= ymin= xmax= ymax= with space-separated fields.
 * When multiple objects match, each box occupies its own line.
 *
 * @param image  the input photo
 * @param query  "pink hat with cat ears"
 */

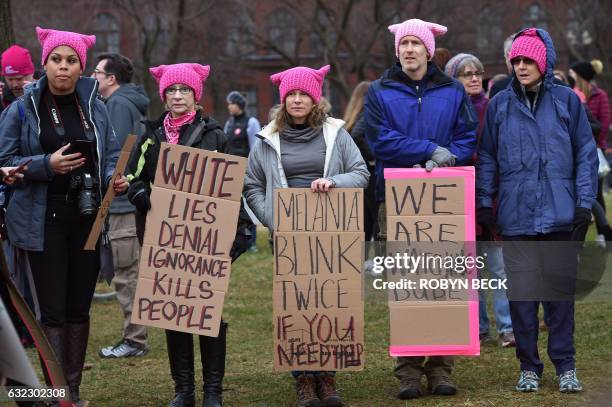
xmin=388 ymin=19 xmax=447 ymax=60
xmin=36 ymin=26 xmax=96 ymax=71
xmin=270 ymin=65 xmax=330 ymax=103
xmin=149 ymin=63 xmax=211 ymax=102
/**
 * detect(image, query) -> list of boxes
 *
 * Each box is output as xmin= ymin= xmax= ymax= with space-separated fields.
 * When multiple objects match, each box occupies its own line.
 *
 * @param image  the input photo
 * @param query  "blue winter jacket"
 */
xmin=364 ymin=62 xmax=478 ymax=202
xmin=0 ymin=76 xmax=119 ymax=251
xmin=476 ymin=28 xmax=597 ymax=236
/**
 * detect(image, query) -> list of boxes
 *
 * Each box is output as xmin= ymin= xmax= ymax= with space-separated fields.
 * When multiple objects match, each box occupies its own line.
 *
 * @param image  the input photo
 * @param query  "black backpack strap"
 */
xmin=183 ymin=120 xmax=208 ymax=148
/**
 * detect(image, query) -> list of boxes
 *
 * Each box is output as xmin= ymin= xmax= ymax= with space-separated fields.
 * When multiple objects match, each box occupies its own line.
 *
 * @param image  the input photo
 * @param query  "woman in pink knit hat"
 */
xmin=0 ymin=27 xmax=127 ymax=405
xmin=125 ymin=63 xmax=252 ymax=407
xmin=244 ymin=65 xmax=369 ymax=407
xmin=477 ymin=27 xmax=596 ymax=394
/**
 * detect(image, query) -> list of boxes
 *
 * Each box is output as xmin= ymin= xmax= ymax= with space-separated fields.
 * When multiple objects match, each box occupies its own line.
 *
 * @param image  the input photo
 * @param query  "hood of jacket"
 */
xmin=510 ymin=28 xmax=557 ymax=89
xmin=109 ymin=83 xmax=150 ymax=115
xmin=258 ymin=116 xmax=346 ymax=187
xmin=24 ymin=74 xmax=100 ymax=116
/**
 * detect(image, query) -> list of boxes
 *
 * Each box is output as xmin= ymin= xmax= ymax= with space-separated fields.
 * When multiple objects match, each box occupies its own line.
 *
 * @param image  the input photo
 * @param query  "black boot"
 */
xmin=65 ymin=321 xmax=90 ymax=406
xmin=166 ymin=330 xmax=195 ymax=407
xmin=200 ymin=321 xmax=227 ymax=407
xmin=39 ymin=323 xmax=66 ymax=405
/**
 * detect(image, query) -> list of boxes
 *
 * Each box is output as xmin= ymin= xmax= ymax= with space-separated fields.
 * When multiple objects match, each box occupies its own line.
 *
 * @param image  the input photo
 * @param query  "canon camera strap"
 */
xmin=44 ymin=91 xmax=95 ymax=143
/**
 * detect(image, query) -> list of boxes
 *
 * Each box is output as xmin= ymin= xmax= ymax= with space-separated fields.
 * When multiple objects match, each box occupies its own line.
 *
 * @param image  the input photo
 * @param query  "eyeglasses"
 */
xmin=458 ymin=71 xmax=484 ymax=79
xmin=92 ymin=69 xmax=110 ymax=77
xmin=165 ymin=86 xmax=193 ymax=95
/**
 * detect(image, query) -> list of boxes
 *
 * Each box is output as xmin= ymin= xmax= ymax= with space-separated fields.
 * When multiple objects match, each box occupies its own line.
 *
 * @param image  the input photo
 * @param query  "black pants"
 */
xmin=364 ymin=165 xmax=379 ymax=242
xmin=502 ymin=232 xmax=576 ymax=376
xmin=28 ymin=200 xmax=99 ymax=327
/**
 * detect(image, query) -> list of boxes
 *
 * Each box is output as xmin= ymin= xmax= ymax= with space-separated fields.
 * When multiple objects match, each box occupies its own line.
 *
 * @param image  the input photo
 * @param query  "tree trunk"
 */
xmin=0 ymin=0 xmax=15 ymax=51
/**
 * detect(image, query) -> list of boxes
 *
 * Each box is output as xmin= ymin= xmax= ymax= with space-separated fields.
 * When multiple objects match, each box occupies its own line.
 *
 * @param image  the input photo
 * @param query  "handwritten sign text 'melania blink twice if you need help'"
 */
xmin=132 ymin=144 xmax=246 ymax=338
xmin=273 ymin=188 xmax=365 ymax=371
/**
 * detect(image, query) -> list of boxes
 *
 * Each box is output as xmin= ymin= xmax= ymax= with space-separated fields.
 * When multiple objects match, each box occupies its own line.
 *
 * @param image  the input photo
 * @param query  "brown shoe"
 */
xmin=428 ymin=375 xmax=457 ymax=396
xmin=317 ymin=374 xmax=343 ymax=406
xmin=296 ymin=375 xmax=321 ymax=407
xmin=397 ymin=378 xmax=423 ymax=399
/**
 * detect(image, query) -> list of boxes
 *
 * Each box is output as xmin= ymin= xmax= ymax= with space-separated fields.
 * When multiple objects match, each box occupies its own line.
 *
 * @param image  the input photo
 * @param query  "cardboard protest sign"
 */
xmin=132 ymin=143 xmax=246 ymax=337
xmin=85 ymin=134 xmax=137 ymax=250
xmin=153 ymin=143 xmax=246 ymax=200
xmin=273 ymin=188 xmax=365 ymax=371
xmin=384 ymin=167 xmax=479 ymax=356
xmin=275 ymin=188 xmax=363 ymax=232
xmin=142 ymin=186 xmax=239 ymax=257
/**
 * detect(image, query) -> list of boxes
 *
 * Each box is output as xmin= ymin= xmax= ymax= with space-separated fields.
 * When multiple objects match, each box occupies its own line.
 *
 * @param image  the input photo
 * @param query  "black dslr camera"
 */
xmin=68 ymin=173 xmax=98 ymax=216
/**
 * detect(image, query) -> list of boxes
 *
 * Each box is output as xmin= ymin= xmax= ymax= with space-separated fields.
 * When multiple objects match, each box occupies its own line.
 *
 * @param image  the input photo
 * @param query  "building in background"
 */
xmin=11 ymin=0 xmax=611 ymax=123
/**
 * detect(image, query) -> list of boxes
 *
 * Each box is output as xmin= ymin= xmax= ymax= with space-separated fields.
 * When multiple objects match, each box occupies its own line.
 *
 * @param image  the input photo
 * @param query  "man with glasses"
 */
xmin=365 ymin=18 xmax=477 ymax=400
xmin=92 ymin=53 xmax=151 ymax=359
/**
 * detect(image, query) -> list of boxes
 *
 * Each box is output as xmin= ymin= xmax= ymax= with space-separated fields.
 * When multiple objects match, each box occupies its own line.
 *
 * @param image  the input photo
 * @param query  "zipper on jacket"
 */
xmin=416 ymin=85 xmax=422 ymax=112
xmin=86 ymin=83 xmax=104 ymax=202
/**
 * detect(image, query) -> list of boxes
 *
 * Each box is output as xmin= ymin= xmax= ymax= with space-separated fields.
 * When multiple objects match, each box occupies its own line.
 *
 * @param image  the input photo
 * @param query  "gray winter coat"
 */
xmin=105 ymin=83 xmax=150 ymax=214
xmin=244 ymin=117 xmax=369 ymax=230
xmin=0 ymin=76 xmax=120 ymax=251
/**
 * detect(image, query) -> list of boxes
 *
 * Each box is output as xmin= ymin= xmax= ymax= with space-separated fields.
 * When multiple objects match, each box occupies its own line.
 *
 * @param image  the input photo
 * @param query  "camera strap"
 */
xmin=44 ymin=91 xmax=95 ymax=143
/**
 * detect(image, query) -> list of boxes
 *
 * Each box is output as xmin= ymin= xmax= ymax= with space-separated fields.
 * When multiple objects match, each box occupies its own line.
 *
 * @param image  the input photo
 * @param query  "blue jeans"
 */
xmin=479 ymin=245 xmax=513 ymax=334
xmin=247 ymin=223 xmax=257 ymax=248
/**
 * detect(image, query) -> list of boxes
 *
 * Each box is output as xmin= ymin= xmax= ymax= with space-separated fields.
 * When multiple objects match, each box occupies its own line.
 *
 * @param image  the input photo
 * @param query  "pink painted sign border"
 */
xmin=384 ymin=166 xmax=480 ymax=357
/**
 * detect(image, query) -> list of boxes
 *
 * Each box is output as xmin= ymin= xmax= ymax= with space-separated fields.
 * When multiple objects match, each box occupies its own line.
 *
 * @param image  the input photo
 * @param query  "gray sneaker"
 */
xmin=498 ymin=332 xmax=516 ymax=348
xmin=516 ymin=370 xmax=540 ymax=392
xmin=99 ymin=340 xmax=147 ymax=358
xmin=558 ymin=369 xmax=583 ymax=393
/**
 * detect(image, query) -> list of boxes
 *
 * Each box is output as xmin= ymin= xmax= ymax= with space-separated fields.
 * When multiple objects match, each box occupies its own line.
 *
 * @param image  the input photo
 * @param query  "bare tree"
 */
xmin=236 ymin=0 xmax=464 ymax=107
xmin=537 ymin=0 xmax=612 ymax=89
xmin=109 ymin=0 xmax=217 ymax=115
xmin=0 ymin=0 xmax=15 ymax=51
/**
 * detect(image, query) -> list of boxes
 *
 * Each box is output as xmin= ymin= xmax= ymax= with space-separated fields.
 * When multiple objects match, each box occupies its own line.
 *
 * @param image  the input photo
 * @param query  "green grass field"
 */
xmin=72 ymin=226 xmax=610 ymax=407
xmin=18 ymin=221 xmax=612 ymax=406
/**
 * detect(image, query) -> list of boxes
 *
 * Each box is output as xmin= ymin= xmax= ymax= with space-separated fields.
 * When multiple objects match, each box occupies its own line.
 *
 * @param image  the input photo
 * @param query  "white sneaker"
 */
xmin=99 ymin=340 xmax=147 ymax=358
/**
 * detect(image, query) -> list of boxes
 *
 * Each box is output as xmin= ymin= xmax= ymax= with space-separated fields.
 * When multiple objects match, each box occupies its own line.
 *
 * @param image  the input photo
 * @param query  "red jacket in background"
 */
xmin=587 ymin=85 xmax=611 ymax=149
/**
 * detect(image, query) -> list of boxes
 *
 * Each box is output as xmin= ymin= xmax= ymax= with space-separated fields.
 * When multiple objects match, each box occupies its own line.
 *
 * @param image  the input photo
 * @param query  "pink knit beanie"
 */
xmin=1 ymin=45 xmax=35 ymax=76
xmin=509 ymin=28 xmax=547 ymax=75
xmin=270 ymin=65 xmax=330 ymax=103
xmin=36 ymin=27 xmax=96 ymax=71
xmin=388 ymin=19 xmax=447 ymax=60
xmin=149 ymin=63 xmax=211 ymax=102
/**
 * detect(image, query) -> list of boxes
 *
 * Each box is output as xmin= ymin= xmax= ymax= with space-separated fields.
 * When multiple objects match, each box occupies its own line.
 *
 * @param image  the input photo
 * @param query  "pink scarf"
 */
xmin=163 ymin=110 xmax=197 ymax=144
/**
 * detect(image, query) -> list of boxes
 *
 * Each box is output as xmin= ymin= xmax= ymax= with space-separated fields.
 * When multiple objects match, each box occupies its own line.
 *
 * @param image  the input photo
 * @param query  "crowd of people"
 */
xmin=0 ymin=15 xmax=609 ymax=407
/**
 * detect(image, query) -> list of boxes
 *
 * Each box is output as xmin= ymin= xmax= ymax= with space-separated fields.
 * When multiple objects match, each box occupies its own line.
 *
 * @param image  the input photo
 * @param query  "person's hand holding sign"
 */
xmin=113 ymin=174 xmax=129 ymax=194
xmin=311 ymin=178 xmax=335 ymax=193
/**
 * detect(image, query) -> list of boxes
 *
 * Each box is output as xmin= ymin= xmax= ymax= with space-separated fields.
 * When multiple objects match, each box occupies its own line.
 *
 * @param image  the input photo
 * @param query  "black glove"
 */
xmin=230 ymin=227 xmax=251 ymax=262
xmin=477 ymin=207 xmax=496 ymax=240
xmin=127 ymin=180 xmax=151 ymax=212
xmin=572 ymin=207 xmax=591 ymax=229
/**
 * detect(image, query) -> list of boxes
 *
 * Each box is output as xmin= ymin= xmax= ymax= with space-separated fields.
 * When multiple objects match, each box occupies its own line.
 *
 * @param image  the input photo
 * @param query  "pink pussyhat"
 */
xmin=509 ymin=28 xmax=547 ymax=75
xmin=149 ymin=63 xmax=211 ymax=102
xmin=388 ymin=19 xmax=447 ymax=60
xmin=270 ymin=65 xmax=330 ymax=103
xmin=36 ymin=27 xmax=96 ymax=71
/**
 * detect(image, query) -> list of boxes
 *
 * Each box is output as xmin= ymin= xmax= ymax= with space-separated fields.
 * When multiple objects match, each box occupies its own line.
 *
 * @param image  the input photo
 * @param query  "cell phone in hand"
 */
xmin=8 ymin=158 xmax=33 ymax=176
xmin=67 ymin=140 xmax=94 ymax=162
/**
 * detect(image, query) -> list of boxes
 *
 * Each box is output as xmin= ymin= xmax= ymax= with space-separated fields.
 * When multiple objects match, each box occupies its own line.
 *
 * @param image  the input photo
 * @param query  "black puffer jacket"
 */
xmin=127 ymin=109 xmax=252 ymax=260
